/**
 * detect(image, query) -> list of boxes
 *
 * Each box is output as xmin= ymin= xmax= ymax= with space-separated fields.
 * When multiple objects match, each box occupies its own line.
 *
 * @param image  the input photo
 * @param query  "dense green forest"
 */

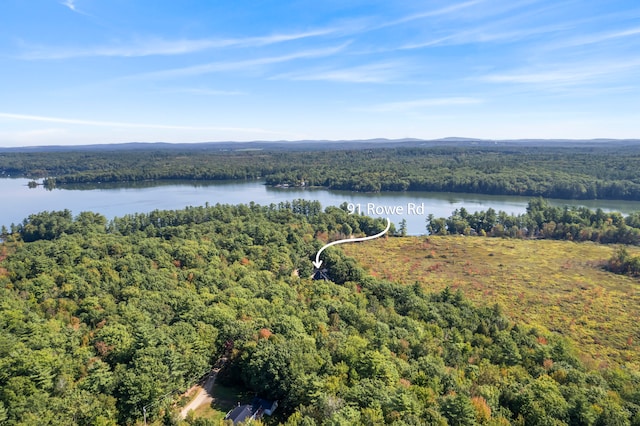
xmin=3 ymin=144 xmax=640 ymax=200
xmin=424 ymin=197 xmax=640 ymax=246
xmin=1 ymin=201 xmax=640 ymax=425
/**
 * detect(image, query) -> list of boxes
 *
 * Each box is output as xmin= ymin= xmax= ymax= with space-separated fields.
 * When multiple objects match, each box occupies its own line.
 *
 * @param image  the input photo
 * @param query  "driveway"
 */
xmin=179 ymin=368 xmax=219 ymax=419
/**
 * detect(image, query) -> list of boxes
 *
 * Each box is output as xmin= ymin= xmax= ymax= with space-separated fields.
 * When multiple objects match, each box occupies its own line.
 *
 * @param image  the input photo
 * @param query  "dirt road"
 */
xmin=180 ymin=369 xmax=219 ymax=419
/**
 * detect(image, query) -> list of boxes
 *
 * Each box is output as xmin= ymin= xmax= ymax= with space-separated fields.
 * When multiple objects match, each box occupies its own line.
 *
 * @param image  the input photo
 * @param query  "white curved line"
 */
xmin=314 ymin=218 xmax=391 ymax=267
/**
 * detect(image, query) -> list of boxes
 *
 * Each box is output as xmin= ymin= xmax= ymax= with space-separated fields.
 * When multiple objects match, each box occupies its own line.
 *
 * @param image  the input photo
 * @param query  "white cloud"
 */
xmin=401 ymin=22 xmax=568 ymax=50
xmin=362 ymin=97 xmax=483 ymax=112
xmin=21 ymin=28 xmax=340 ymax=60
xmin=481 ymin=60 xmax=640 ymax=86
xmin=61 ymin=0 xmax=77 ymax=12
xmin=0 ymin=112 xmax=279 ymax=134
xmin=379 ymin=0 xmax=486 ymax=28
xmin=130 ymin=43 xmax=350 ymax=80
xmin=550 ymin=26 xmax=640 ymax=49
xmin=274 ymin=61 xmax=405 ymax=83
xmin=396 ymin=2 xmax=575 ymax=51
xmin=162 ymin=87 xmax=246 ymax=96
xmin=59 ymin=0 xmax=92 ymax=16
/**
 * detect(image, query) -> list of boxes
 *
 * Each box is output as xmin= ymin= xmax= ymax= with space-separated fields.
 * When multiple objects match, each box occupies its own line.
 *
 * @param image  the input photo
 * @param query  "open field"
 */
xmin=343 ymin=236 xmax=640 ymax=369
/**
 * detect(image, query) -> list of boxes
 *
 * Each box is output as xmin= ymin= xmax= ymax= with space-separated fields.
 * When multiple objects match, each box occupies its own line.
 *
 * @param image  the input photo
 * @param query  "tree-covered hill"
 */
xmin=1 ymin=202 xmax=639 ymax=425
xmin=3 ymin=143 xmax=640 ymax=200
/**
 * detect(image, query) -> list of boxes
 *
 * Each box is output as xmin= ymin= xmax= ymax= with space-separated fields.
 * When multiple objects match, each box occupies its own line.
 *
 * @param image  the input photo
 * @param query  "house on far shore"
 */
xmin=224 ymin=399 xmax=278 ymax=424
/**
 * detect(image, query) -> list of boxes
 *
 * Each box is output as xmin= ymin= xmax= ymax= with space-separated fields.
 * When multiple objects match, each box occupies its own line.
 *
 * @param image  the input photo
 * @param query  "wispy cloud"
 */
xmin=396 ymin=1 xmax=575 ymax=51
xmin=160 ymin=87 xmax=246 ymax=96
xmin=400 ymin=22 xmax=568 ymax=50
xmin=21 ymin=28 xmax=339 ymax=59
xmin=550 ymin=26 xmax=640 ymax=49
xmin=481 ymin=60 xmax=640 ymax=86
xmin=362 ymin=97 xmax=483 ymax=112
xmin=0 ymin=112 xmax=280 ymax=135
xmin=289 ymin=0 xmax=488 ymax=42
xmin=273 ymin=61 xmax=405 ymax=83
xmin=60 ymin=0 xmax=91 ymax=16
xmin=61 ymin=0 xmax=77 ymax=12
xmin=129 ymin=44 xmax=350 ymax=80
xmin=379 ymin=0 xmax=485 ymax=28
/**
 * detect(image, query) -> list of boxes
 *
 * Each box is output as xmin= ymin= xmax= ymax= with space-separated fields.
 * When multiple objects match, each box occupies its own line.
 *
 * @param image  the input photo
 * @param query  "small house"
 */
xmin=224 ymin=404 xmax=254 ymax=424
xmin=224 ymin=399 xmax=278 ymax=425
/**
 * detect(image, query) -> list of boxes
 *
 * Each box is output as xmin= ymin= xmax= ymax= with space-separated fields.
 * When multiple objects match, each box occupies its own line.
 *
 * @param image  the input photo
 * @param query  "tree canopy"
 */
xmin=1 ymin=201 xmax=639 ymax=425
xmin=4 ymin=143 xmax=640 ymax=200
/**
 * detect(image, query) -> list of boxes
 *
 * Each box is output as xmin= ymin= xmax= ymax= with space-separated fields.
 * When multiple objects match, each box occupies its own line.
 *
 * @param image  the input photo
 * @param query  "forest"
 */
xmin=423 ymin=197 xmax=640 ymax=246
xmin=2 ymin=143 xmax=640 ymax=200
xmin=1 ymin=200 xmax=640 ymax=425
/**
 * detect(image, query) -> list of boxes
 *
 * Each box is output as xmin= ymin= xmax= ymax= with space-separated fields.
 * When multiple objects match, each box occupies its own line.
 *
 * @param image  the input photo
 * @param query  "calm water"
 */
xmin=4 ymin=178 xmax=640 ymax=235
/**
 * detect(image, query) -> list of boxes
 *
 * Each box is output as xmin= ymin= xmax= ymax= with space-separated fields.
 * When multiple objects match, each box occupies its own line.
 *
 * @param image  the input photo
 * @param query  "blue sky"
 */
xmin=1 ymin=0 xmax=639 ymax=146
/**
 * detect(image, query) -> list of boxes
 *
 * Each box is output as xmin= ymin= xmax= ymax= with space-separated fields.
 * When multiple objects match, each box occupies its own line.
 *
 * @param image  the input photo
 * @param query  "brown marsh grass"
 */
xmin=343 ymin=236 xmax=640 ymax=370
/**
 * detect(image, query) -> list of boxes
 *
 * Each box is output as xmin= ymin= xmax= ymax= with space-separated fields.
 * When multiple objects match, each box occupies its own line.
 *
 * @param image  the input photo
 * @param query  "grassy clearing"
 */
xmin=178 ymin=383 xmax=254 ymax=422
xmin=179 ymin=384 xmax=254 ymax=423
xmin=343 ymin=236 xmax=640 ymax=369
xmin=184 ymin=403 xmax=225 ymax=422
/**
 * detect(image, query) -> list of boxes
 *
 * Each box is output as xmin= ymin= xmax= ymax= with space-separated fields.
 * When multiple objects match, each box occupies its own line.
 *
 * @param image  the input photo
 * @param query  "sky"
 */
xmin=1 ymin=0 xmax=639 ymax=146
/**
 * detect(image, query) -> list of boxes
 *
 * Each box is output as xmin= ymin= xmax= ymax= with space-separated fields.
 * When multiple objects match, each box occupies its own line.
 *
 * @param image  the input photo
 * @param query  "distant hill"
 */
xmin=2 ymin=137 xmax=639 ymax=153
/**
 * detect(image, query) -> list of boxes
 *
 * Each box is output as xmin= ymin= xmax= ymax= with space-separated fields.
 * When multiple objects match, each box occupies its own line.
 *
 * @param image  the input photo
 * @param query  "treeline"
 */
xmin=3 ymin=144 xmax=640 ymax=200
xmin=426 ymin=197 xmax=640 ymax=245
xmin=608 ymin=247 xmax=640 ymax=277
xmin=1 ymin=201 xmax=640 ymax=424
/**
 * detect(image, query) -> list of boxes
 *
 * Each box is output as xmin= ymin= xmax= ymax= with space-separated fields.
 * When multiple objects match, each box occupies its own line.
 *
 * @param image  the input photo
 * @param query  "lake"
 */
xmin=4 ymin=178 xmax=640 ymax=235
